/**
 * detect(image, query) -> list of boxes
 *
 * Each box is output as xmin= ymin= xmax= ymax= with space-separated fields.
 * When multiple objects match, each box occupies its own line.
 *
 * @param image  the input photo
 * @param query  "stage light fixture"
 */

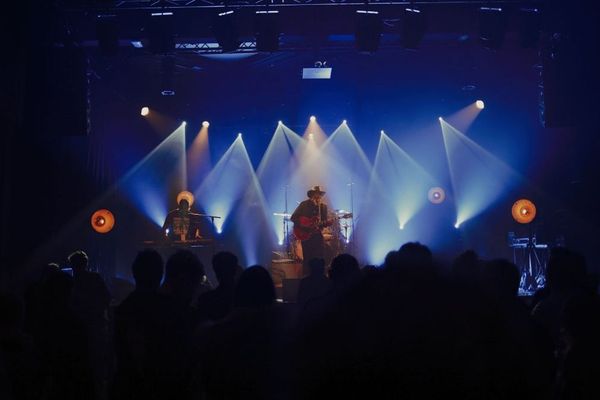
xmin=146 ymin=11 xmax=174 ymax=54
xmin=438 ymin=117 xmax=443 ymax=121
xmin=454 ymin=222 xmax=460 ymax=229
xmin=238 ymin=132 xmax=242 ymax=138
xmin=182 ymin=121 xmax=187 ymax=127
xmin=310 ymin=116 xmax=316 ymax=122
xmin=202 ymin=121 xmax=210 ymax=127
xmin=401 ymin=7 xmax=427 ymax=49
xmin=255 ymin=10 xmax=280 ymax=52
xmin=342 ymin=119 xmax=347 ymax=124
xmin=380 ymin=130 xmax=385 ymax=135
xmin=278 ymin=120 xmax=282 ymax=125
xmin=96 ymin=14 xmax=119 ymax=56
xmin=479 ymin=7 xmax=508 ymax=49
xmin=518 ymin=8 xmax=541 ymax=48
xmin=476 ymin=100 xmax=485 ymax=109
xmin=355 ymin=10 xmax=382 ymax=53
xmin=428 ymin=187 xmax=446 ymax=204
xmin=91 ymin=209 xmax=115 ymax=233
xmin=399 ymin=224 xmax=405 ymax=230
xmin=140 ymin=107 xmax=149 ymax=116
xmin=212 ymin=10 xmax=240 ymax=52
xmin=511 ymin=199 xmax=536 ymax=224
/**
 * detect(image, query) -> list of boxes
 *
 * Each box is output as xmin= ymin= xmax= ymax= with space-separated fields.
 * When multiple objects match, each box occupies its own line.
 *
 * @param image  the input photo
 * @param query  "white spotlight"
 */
xmin=399 ymin=224 xmax=404 ymax=230
xmin=278 ymin=120 xmax=283 ymax=125
xmin=380 ymin=130 xmax=385 ymax=135
xmin=140 ymin=107 xmax=149 ymax=116
xmin=238 ymin=132 xmax=242 ymax=138
xmin=438 ymin=116 xmax=443 ymax=122
xmin=310 ymin=116 xmax=316 ymax=122
xmin=182 ymin=121 xmax=187 ymax=127
xmin=454 ymin=222 xmax=460 ymax=229
xmin=202 ymin=121 xmax=210 ymax=127
xmin=342 ymin=119 xmax=347 ymax=124
xmin=278 ymin=240 xmax=283 ymax=246
xmin=476 ymin=100 xmax=485 ymax=109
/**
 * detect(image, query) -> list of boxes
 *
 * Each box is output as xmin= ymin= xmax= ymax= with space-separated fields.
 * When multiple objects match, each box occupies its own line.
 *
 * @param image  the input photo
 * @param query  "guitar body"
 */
xmin=293 ymin=215 xmax=332 ymax=241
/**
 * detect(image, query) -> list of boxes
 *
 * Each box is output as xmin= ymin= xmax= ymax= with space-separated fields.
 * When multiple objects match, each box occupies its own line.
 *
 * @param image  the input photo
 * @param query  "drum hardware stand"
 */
xmin=347 ymin=181 xmax=355 ymax=254
xmin=284 ymin=185 xmax=291 ymax=258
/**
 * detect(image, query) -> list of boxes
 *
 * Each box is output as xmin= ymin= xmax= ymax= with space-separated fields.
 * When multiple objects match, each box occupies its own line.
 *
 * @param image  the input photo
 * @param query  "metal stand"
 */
xmin=347 ymin=181 xmax=355 ymax=254
xmin=284 ymin=185 xmax=291 ymax=257
xmin=509 ymin=226 xmax=548 ymax=295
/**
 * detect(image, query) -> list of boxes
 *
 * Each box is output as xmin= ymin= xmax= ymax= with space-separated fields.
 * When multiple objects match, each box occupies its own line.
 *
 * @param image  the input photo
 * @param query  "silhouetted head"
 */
xmin=164 ymin=250 xmax=204 ymax=304
xmin=212 ymin=251 xmax=239 ymax=286
xmin=546 ymin=247 xmax=587 ymax=293
xmin=384 ymin=250 xmax=400 ymax=269
xmin=67 ymin=250 xmax=89 ymax=275
xmin=308 ymin=258 xmax=326 ymax=276
xmin=397 ymin=242 xmax=433 ymax=268
xmin=132 ymin=249 xmax=164 ymax=291
xmin=451 ymin=250 xmax=480 ymax=283
xmin=481 ymin=259 xmax=521 ymax=299
xmin=38 ymin=262 xmax=60 ymax=282
xmin=234 ymin=265 xmax=276 ymax=309
xmin=330 ymin=253 xmax=360 ymax=287
xmin=178 ymin=199 xmax=190 ymax=212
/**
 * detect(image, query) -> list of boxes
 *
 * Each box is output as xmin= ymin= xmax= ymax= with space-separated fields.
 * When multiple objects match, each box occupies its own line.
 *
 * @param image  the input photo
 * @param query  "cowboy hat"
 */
xmin=307 ymin=185 xmax=326 ymax=197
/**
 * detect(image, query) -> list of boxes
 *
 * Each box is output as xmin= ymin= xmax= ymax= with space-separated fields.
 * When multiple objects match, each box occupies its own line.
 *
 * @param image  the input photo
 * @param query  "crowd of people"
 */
xmin=1 ymin=243 xmax=599 ymax=399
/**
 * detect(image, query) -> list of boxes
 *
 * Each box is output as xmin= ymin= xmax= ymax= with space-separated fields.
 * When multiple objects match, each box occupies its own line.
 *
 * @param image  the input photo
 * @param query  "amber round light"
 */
xmin=511 ymin=199 xmax=536 ymax=224
xmin=91 ymin=209 xmax=115 ymax=233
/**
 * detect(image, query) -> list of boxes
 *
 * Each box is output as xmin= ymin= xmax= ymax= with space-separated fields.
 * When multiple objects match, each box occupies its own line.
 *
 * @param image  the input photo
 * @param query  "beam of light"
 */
xmin=357 ymin=132 xmax=436 ymax=264
xmin=187 ymin=123 xmax=212 ymax=190
xmin=443 ymin=101 xmax=485 ymax=133
xmin=440 ymin=119 xmax=521 ymax=227
xmin=141 ymin=108 xmax=178 ymax=137
xmin=319 ymin=122 xmax=373 ymax=242
xmin=377 ymin=132 xmax=436 ymax=227
xmin=256 ymin=122 xmax=304 ymax=243
xmin=232 ymin=136 xmax=277 ymax=266
xmin=122 ymin=124 xmax=188 ymax=226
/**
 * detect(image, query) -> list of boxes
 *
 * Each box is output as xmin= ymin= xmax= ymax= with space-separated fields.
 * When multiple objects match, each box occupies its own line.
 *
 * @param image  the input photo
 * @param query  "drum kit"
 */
xmin=273 ymin=209 xmax=353 ymax=262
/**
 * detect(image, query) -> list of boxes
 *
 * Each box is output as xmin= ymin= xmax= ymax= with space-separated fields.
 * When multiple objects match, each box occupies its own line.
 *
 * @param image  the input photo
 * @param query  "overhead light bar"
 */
xmin=151 ymin=12 xmax=173 ymax=17
xmin=256 ymin=10 xmax=279 ymax=14
xmin=405 ymin=8 xmax=421 ymax=13
xmin=218 ymin=10 xmax=234 ymax=17
xmin=131 ymin=40 xmax=143 ymax=48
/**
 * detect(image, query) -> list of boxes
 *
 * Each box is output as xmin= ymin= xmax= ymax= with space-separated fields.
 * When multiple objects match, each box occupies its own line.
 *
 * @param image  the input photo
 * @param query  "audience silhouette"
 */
xmin=1 ymin=242 xmax=598 ymax=400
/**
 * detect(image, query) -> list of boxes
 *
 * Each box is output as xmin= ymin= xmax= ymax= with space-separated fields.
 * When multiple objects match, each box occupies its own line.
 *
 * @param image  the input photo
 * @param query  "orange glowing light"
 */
xmin=511 ymin=199 xmax=536 ymax=224
xmin=91 ymin=209 xmax=115 ymax=233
